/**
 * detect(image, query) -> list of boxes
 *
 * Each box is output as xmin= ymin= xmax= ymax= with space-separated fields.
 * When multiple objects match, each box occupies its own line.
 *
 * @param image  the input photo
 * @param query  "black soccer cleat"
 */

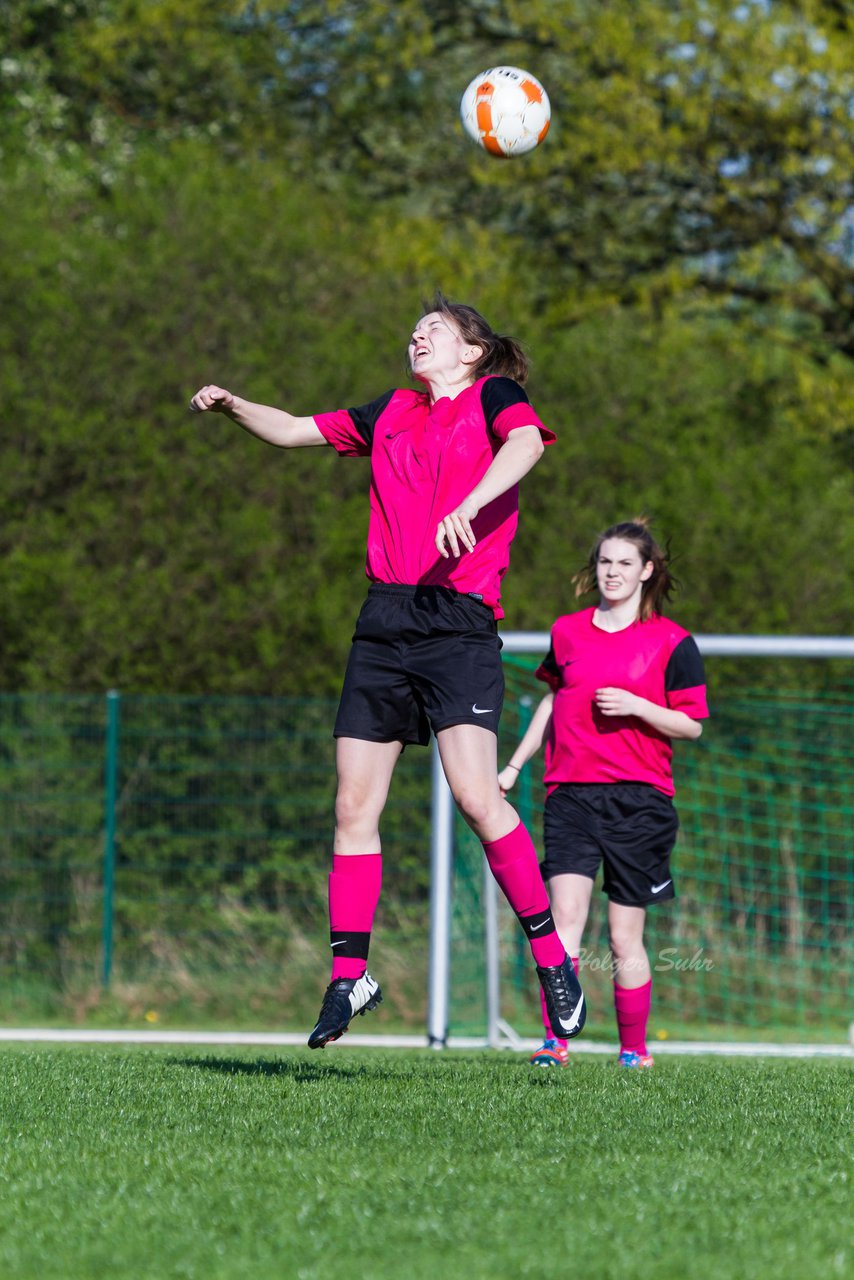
xmin=536 ymin=955 xmax=586 ymax=1040
xmin=307 ymin=972 xmax=383 ymax=1049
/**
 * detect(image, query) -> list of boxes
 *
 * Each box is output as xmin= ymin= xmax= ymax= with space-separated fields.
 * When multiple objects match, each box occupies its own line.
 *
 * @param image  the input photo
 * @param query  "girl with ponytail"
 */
xmin=499 ymin=518 xmax=709 ymax=1069
xmin=191 ymin=292 xmax=587 ymax=1053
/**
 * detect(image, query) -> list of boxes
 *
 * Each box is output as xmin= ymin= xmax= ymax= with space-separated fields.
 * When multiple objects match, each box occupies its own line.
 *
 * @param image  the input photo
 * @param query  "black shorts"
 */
xmin=541 ymin=782 xmax=679 ymax=908
xmin=333 ymin=583 xmax=504 ymax=745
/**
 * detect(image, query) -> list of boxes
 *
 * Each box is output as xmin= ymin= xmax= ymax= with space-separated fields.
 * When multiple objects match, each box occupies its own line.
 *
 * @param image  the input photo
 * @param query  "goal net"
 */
xmin=0 ymin=642 xmax=849 ymax=1047
xmin=446 ymin=642 xmax=852 ymax=1046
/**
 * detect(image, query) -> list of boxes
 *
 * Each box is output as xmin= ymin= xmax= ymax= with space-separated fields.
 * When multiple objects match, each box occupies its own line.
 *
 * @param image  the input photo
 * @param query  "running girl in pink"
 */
xmin=190 ymin=293 xmax=585 ymax=1049
xmin=498 ymin=518 xmax=708 ymax=1068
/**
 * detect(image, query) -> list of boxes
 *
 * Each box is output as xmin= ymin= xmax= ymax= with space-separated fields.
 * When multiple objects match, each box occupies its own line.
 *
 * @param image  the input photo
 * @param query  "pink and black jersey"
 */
xmin=536 ymin=607 xmax=709 ymax=796
xmin=314 ymin=376 xmax=555 ymax=619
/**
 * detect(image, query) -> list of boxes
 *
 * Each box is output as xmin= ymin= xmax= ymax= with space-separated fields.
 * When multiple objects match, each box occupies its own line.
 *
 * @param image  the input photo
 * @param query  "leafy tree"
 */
xmin=3 ymin=2 xmax=850 ymax=363
xmin=0 ymin=144 xmax=549 ymax=693
xmin=1 ymin=4 xmax=851 ymax=697
xmin=3 ymin=1 xmax=851 ymax=364
xmin=259 ymin=0 xmax=854 ymax=363
xmin=1 ymin=142 xmax=850 ymax=695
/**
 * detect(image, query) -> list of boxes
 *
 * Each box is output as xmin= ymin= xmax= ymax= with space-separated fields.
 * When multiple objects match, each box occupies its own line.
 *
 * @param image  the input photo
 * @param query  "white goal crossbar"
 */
xmin=500 ymin=633 xmax=854 ymax=659
xmin=427 ymin=634 xmax=854 ymax=1049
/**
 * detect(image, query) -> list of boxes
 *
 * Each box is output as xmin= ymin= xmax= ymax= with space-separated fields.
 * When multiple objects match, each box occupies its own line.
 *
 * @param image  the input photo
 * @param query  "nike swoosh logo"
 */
xmin=330 ymin=940 xmax=347 ymax=947
xmin=472 ymin=704 xmax=493 ymax=714
xmin=385 ymin=430 xmax=406 ymax=440
xmin=651 ymin=880 xmax=672 ymax=895
xmin=530 ymin=920 xmax=548 ymax=932
xmin=557 ymin=994 xmax=585 ymax=1034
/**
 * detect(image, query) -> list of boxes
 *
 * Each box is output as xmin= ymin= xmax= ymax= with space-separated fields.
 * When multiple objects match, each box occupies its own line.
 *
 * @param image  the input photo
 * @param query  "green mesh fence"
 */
xmin=449 ymin=660 xmax=853 ymax=1044
xmin=0 ymin=673 xmax=850 ymax=1040
xmin=0 ymin=693 xmax=432 ymax=1028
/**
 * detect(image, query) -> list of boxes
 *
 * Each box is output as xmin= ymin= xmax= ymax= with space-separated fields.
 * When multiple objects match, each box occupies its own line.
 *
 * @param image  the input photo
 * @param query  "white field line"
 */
xmin=0 ymin=1028 xmax=850 ymax=1058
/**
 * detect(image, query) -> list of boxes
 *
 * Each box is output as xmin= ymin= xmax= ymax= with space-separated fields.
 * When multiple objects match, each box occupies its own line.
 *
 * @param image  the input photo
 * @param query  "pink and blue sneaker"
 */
xmin=618 ymin=1050 xmax=654 ymax=1069
xmin=529 ymin=1038 xmax=569 ymax=1067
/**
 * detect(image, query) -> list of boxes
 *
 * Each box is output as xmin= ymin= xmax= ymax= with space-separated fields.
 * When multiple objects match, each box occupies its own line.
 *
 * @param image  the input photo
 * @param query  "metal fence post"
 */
xmin=102 ymin=689 xmax=120 ymax=988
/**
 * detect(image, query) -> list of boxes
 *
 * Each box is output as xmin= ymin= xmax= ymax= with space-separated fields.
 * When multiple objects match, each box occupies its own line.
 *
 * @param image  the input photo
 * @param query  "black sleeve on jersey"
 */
xmin=480 ymin=376 xmax=530 ymax=432
xmin=664 ymin=635 xmax=706 ymax=692
xmin=535 ymin=643 xmax=560 ymax=688
xmin=347 ymin=390 xmax=396 ymax=449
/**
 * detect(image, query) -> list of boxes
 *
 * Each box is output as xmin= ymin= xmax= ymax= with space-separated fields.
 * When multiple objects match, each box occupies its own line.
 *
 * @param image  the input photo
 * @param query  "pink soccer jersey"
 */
xmin=314 ymin=376 xmax=555 ymax=619
xmin=536 ymin=607 xmax=709 ymax=796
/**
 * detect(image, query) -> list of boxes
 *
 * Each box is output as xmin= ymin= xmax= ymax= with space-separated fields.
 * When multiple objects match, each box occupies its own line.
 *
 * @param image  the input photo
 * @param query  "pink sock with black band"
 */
xmin=328 ymin=852 xmax=383 ymax=981
xmin=482 ymin=822 xmax=565 ymax=968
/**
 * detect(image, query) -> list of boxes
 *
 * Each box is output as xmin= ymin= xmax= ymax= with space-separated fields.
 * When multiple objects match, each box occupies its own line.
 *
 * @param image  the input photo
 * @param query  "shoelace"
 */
xmin=546 ymin=966 xmax=574 ymax=1010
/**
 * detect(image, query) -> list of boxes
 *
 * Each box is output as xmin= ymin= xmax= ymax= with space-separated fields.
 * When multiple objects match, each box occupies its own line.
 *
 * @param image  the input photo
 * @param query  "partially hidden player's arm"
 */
xmin=436 ymin=423 xmax=545 ymax=558
xmin=189 ymin=385 xmax=327 ymax=448
xmin=594 ymin=689 xmax=703 ymax=740
xmin=498 ymin=692 xmax=554 ymax=795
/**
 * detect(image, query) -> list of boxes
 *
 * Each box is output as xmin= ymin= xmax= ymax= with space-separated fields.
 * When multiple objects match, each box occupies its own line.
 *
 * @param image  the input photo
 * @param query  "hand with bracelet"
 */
xmin=497 ymin=760 xmax=521 ymax=796
xmin=497 ymin=691 xmax=555 ymax=796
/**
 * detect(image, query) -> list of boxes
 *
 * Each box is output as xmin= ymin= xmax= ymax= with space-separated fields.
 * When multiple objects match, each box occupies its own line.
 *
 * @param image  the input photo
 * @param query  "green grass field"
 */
xmin=0 ymin=1047 xmax=849 ymax=1280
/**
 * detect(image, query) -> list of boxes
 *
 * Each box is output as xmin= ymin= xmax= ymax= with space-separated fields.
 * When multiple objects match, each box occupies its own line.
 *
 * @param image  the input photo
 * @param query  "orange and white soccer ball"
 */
xmin=460 ymin=66 xmax=551 ymax=158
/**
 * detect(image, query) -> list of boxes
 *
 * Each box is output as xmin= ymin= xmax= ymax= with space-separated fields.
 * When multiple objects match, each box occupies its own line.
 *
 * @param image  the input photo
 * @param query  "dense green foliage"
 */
xmin=0 ymin=1047 xmax=850 ymax=1279
xmin=1 ymin=1 xmax=852 ymax=694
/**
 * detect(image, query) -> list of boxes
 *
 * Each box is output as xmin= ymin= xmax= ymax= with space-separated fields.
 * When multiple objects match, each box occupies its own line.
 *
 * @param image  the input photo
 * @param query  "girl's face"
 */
xmin=596 ymin=537 xmax=654 ymax=605
xmin=408 ymin=312 xmax=481 ymax=383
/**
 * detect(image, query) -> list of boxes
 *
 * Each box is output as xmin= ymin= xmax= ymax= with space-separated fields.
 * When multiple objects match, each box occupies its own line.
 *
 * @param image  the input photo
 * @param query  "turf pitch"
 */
xmin=0 ymin=1046 xmax=849 ymax=1279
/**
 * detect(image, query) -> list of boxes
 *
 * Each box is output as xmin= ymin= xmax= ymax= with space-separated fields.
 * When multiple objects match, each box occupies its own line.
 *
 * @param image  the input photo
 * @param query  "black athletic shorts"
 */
xmin=333 ymin=583 xmax=504 ymax=745
xmin=541 ymin=782 xmax=679 ymax=908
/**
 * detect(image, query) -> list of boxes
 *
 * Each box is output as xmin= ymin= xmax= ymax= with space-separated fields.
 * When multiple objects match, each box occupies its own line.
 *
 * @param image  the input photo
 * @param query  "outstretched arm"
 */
xmin=436 ymin=424 xmax=545 ymax=558
xmin=594 ymin=689 xmax=704 ymax=740
xmin=498 ymin=692 xmax=554 ymax=795
xmin=189 ymin=384 xmax=327 ymax=449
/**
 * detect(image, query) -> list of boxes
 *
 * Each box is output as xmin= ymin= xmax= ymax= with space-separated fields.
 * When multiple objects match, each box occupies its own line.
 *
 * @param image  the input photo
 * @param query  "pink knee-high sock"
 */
xmin=482 ymin=822 xmax=564 ymax=968
xmin=540 ymin=956 xmax=579 ymax=1046
xmin=328 ymin=852 xmax=382 ymax=981
xmin=614 ymin=978 xmax=652 ymax=1055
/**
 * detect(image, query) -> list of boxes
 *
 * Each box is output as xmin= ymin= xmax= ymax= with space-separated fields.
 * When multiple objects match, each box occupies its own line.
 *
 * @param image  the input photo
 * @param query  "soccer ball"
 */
xmin=460 ymin=66 xmax=551 ymax=158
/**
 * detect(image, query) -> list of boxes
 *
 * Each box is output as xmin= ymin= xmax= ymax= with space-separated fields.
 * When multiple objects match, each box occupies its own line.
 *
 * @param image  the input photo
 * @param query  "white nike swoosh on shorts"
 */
xmin=651 ymin=880 xmax=672 ymax=894
xmin=472 ymin=704 xmax=493 ymax=714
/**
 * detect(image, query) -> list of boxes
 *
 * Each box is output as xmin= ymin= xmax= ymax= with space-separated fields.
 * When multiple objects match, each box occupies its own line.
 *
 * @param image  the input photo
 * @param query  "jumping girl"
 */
xmin=191 ymin=293 xmax=585 ymax=1049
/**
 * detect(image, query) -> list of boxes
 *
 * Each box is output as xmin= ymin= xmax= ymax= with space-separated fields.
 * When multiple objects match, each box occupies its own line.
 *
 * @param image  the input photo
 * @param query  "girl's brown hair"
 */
xmin=412 ymin=290 xmax=530 ymax=384
xmin=572 ymin=517 xmax=676 ymax=621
